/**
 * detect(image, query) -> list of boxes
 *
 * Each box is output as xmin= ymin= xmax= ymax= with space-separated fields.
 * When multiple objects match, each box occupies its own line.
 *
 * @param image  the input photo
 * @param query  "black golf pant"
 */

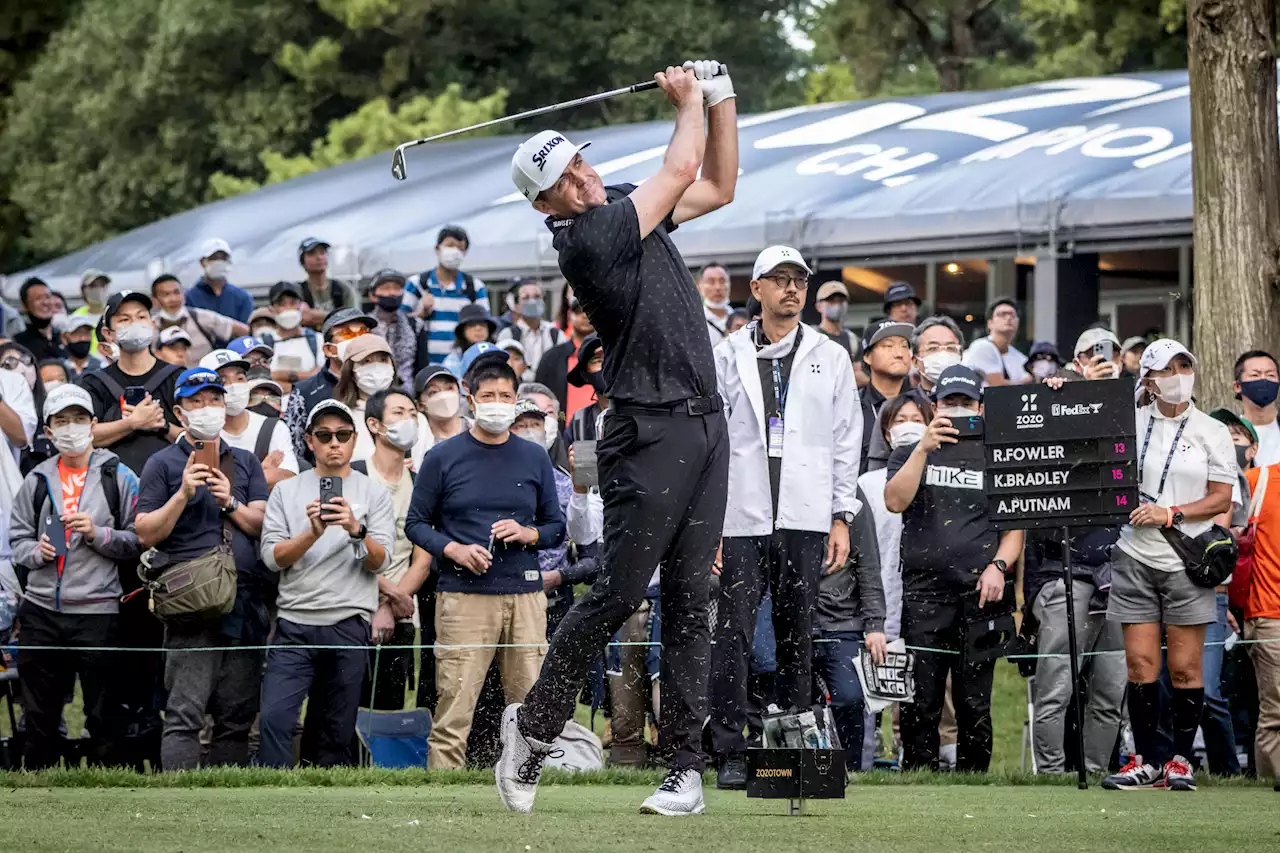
xmin=900 ymin=597 xmax=996 ymax=772
xmin=710 ymin=530 xmax=826 ymax=760
xmin=521 ymin=406 xmax=728 ymax=771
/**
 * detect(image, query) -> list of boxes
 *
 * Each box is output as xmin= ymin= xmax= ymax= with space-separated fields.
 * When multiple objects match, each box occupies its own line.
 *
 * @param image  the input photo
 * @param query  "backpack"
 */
xmin=85 ymin=362 xmax=182 ymax=422
xmin=350 ymin=459 xmax=416 ymax=485
xmin=506 ymin=322 xmax=563 ymax=347
xmin=417 ymin=271 xmax=477 ymax=313
xmin=253 ymin=417 xmax=280 ymax=462
xmin=32 ymin=457 xmax=120 ymax=528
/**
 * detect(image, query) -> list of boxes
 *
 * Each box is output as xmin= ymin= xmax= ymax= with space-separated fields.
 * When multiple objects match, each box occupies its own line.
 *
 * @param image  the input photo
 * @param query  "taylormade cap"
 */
xmin=511 ymin=131 xmax=592 ymax=202
xmin=1073 ymin=327 xmax=1120 ymax=358
xmin=752 ymin=246 xmax=811 ymax=281
xmin=43 ymin=384 xmax=95 ymax=424
xmin=934 ymin=365 xmax=983 ymax=401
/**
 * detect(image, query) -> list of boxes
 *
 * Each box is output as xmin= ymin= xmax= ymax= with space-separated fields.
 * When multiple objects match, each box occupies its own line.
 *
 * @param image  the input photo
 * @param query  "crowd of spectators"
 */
xmin=0 ymin=230 xmax=1278 ymax=794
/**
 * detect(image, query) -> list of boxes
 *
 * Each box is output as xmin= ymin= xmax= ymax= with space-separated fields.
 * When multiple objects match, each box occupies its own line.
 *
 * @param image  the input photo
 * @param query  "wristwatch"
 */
xmin=1169 ymin=506 xmax=1184 ymax=527
xmin=220 ymin=497 xmax=240 ymax=515
xmin=349 ymin=523 xmax=367 ymax=542
xmin=832 ymin=512 xmax=854 ymax=526
xmin=989 ymin=558 xmax=1009 ymax=574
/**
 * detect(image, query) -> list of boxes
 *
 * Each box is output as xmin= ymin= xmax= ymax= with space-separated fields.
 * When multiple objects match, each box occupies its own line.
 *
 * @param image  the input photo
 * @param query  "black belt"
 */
xmin=612 ymin=395 xmax=722 ymax=417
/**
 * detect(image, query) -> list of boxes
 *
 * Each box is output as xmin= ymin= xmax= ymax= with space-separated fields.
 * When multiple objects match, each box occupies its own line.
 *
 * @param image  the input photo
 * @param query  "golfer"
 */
xmin=496 ymin=60 xmax=737 ymax=816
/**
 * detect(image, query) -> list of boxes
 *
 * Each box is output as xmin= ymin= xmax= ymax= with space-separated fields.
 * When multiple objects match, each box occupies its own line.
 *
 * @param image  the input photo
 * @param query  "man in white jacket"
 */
xmin=708 ymin=245 xmax=863 ymax=789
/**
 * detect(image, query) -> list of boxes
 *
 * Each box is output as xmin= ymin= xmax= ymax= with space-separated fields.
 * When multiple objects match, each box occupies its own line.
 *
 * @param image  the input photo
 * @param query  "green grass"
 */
xmin=1 ymin=783 xmax=1276 ymax=853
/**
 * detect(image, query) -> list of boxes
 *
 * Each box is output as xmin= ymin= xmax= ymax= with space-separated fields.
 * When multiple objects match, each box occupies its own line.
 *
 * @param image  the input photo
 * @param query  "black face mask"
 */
xmin=66 ymin=340 xmax=92 ymax=359
xmin=28 ymin=315 xmax=52 ymax=330
xmin=588 ymin=371 xmax=607 ymax=395
xmin=1237 ymin=445 xmax=1253 ymax=471
xmin=249 ymin=402 xmax=281 ymax=418
xmin=376 ymin=295 xmax=401 ymax=313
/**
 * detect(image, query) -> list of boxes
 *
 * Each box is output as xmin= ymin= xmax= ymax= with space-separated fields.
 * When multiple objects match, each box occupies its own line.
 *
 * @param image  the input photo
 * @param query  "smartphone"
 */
xmin=572 ymin=440 xmax=599 ymax=489
xmin=44 ymin=512 xmax=67 ymax=557
xmin=319 ymin=475 xmax=343 ymax=507
xmin=192 ymin=439 xmax=219 ymax=471
xmin=1093 ymin=340 xmax=1115 ymax=363
xmin=950 ymin=414 xmax=984 ymax=439
xmin=123 ymin=386 xmax=148 ymax=407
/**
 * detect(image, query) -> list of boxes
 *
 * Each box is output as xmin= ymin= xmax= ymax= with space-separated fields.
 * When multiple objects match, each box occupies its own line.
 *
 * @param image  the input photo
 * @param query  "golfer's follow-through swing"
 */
xmin=471 ymin=59 xmax=735 ymax=817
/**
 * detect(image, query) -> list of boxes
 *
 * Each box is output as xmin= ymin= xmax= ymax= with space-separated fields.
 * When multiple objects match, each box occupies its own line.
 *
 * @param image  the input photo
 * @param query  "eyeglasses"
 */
xmin=311 ymin=428 xmax=355 ymax=444
xmin=1 ymin=352 xmax=34 ymax=369
xmin=918 ymin=343 xmax=962 ymax=355
xmin=759 ymin=274 xmax=809 ymax=291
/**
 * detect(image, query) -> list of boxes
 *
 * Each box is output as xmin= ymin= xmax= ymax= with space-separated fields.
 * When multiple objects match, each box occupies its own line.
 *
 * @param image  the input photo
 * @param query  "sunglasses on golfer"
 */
xmin=311 ymin=428 xmax=355 ymax=444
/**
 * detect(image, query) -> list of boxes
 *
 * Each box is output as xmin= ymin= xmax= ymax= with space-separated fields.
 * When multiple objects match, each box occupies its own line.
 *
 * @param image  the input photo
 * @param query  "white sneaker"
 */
xmin=495 ymin=704 xmax=560 ymax=814
xmin=640 ymin=767 xmax=706 ymax=816
xmin=1164 ymin=755 xmax=1197 ymax=791
xmin=1101 ymin=755 xmax=1165 ymax=790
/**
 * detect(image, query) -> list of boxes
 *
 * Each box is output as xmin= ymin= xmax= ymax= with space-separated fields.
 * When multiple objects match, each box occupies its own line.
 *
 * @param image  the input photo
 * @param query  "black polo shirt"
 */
xmin=549 ymin=184 xmax=715 ymax=406
xmin=80 ymin=360 xmax=182 ymax=477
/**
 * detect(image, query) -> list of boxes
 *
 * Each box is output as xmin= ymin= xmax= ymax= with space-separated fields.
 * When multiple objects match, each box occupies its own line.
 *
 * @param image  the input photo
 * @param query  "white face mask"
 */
xmin=355 ymin=362 xmax=395 ymax=396
xmin=223 ymin=382 xmax=250 ymax=417
xmin=83 ymin=286 xmax=107 ymax=308
xmin=1030 ymin=359 xmax=1057 ymax=379
xmin=512 ymin=428 xmax=545 ymax=446
xmin=44 ymin=380 xmax=65 ymax=393
xmin=1153 ymin=372 xmax=1195 ymax=405
xmin=438 ymin=246 xmax=465 ymax=270
xmin=919 ymin=351 xmax=961 ymax=384
xmin=275 ymin=309 xmax=302 ymax=330
xmin=50 ymin=422 xmax=93 ymax=456
xmin=425 ymin=390 xmax=460 ymax=420
xmin=703 ymin=298 xmax=729 ymax=311
xmin=889 ymin=421 xmax=927 ymax=449
xmin=938 ymin=405 xmax=977 ymax=419
xmin=116 ymin=322 xmax=155 ymax=353
xmin=156 ymin=308 xmax=186 ymax=323
xmin=543 ymin=414 xmax=559 ymax=449
xmin=182 ymin=405 xmax=226 ymax=440
xmin=382 ymin=417 xmax=419 ymax=451
xmin=473 ymin=401 xmax=516 ymax=435
xmin=204 ymin=260 xmax=231 ymax=280
xmin=252 ymin=325 xmax=277 ymax=339
xmin=6 ymin=364 xmax=36 ymax=389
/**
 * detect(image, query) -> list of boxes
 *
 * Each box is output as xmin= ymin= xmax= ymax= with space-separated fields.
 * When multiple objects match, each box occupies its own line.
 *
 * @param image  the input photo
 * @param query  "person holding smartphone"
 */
xmin=1070 ymin=327 xmax=1124 ymax=381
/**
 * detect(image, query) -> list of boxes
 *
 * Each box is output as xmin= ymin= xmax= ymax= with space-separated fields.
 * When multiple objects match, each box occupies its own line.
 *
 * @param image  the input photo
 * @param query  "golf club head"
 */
xmin=391 ymin=145 xmax=408 ymax=181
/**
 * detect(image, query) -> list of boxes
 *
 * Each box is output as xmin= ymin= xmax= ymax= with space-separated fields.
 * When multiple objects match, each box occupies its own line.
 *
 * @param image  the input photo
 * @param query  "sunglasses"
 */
xmin=178 ymin=374 xmax=219 ymax=391
xmin=311 ymin=428 xmax=355 ymax=444
xmin=330 ymin=327 xmax=369 ymax=344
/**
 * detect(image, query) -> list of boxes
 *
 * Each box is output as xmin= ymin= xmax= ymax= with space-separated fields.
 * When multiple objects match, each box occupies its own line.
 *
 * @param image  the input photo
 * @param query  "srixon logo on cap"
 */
xmin=532 ymin=136 xmax=565 ymax=172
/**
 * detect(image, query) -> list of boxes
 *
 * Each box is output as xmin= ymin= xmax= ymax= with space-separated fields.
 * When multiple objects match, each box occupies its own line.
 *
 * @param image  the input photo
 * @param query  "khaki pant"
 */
xmin=1247 ymin=616 xmax=1280 ymax=779
xmin=428 ymin=591 xmax=547 ymax=770
xmin=607 ymin=602 xmax=652 ymax=767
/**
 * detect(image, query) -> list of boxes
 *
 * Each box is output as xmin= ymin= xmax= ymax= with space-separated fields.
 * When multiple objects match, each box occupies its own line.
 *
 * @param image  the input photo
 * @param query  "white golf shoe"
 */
xmin=639 ymin=767 xmax=706 ymax=816
xmin=495 ymin=703 xmax=559 ymax=814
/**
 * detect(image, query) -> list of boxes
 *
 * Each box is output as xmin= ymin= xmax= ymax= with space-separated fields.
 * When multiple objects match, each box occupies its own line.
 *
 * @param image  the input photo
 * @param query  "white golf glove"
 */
xmin=683 ymin=59 xmax=735 ymax=108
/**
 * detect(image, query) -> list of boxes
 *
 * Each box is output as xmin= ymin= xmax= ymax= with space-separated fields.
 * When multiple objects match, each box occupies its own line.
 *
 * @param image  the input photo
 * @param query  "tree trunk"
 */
xmin=1187 ymin=0 xmax=1280 ymax=409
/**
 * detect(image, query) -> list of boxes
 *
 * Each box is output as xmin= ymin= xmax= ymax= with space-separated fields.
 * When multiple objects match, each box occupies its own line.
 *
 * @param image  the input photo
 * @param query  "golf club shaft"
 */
xmin=403 ymin=79 xmax=660 ymax=150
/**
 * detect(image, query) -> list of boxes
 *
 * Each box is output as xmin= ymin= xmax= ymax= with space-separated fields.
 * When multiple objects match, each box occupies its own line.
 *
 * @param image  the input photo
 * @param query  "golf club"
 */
xmin=391 ymin=79 xmax=661 ymax=180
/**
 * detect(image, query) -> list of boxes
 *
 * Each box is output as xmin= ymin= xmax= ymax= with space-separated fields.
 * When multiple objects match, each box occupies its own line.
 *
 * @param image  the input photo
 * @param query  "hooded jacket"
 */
xmin=10 ymin=450 xmax=141 ymax=614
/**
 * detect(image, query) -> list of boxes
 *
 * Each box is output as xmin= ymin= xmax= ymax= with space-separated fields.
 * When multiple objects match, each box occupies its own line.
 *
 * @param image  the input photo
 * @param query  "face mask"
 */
xmin=513 ymin=428 xmax=544 ymax=446
xmin=4 ymin=363 xmax=37 ymax=389
xmin=156 ymin=308 xmax=186 ymax=323
xmin=355 ymin=362 xmax=395 ymax=396
xmin=438 ymin=246 xmax=465 ymax=270
xmin=519 ymin=298 xmax=545 ymax=319
xmin=252 ymin=325 xmax=277 ymax=339
xmin=588 ymin=371 xmax=607 ymax=396
xmin=44 ymin=380 xmax=65 ymax=393
xmin=1236 ymin=444 xmax=1253 ymax=471
xmin=938 ymin=405 xmax=977 ymax=419
xmin=473 ymin=401 xmax=516 ymax=435
xmin=919 ymin=351 xmax=961 ymax=384
xmin=204 ymin=260 xmax=231 ymax=280
xmin=65 ymin=340 xmax=92 ymax=359
xmin=83 ymin=286 xmax=107 ymax=308
xmin=543 ymin=415 xmax=559 ymax=450
xmin=116 ymin=322 xmax=155 ymax=353
xmin=889 ymin=422 xmax=927 ymax=449
xmin=50 ymin=422 xmax=93 ymax=456
xmin=822 ymin=303 xmax=847 ymax=323
xmin=182 ymin=405 xmax=226 ymax=440
xmin=223 ymin=382 xmax=250 ymax=417
xmin=1153 ymin=372 xmax=1195 ymax=405
xmin=382 ymin=417 xmax=418 ymax=451
xmin=1240 ymin=378 xmax=1280 ymax=408
xmin=426 ymin=390 xmax=460 ymax=419
xmin=704 ymin=298 xmax=730 ymax=311
xmin=376 ymin=295 xmax=402 ymax=314
xmin=29 ymin=315 xmax=51 ymax=330
xmin=275 ymin=309 xmax=302 ymax=330
xmin=249 ymin=401 xmax=281 ymax=418
xmin=1030 ymin=359 xmax=1057 ymax=379
xmin=99 ymin=343 xmax=116 ymax=363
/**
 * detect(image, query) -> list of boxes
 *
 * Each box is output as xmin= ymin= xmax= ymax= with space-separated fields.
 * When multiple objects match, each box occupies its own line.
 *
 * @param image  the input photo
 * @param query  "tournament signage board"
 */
xmin=983 ymin=378 xmax=1138 ymax=530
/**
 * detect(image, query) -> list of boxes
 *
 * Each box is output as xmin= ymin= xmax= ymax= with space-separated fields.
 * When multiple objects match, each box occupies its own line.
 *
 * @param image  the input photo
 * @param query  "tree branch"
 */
xmin=968 ymin=0 xmax=1002 ymax=25
xmin=891 ymin=0 xmax=941 ymax=61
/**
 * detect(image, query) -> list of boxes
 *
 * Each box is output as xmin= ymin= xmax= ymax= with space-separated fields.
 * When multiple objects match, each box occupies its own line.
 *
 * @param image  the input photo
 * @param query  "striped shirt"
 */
xmin=403 ymin=269 xmax=488 ymax=364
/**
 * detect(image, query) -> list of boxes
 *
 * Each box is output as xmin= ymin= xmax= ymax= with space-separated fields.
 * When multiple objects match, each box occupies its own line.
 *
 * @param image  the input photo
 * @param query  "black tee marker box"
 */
xmin=746 ymin=749 xmax=846 ymax=800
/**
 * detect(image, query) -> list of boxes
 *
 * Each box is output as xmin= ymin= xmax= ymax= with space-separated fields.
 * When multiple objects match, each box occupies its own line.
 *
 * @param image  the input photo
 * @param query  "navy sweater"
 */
xmin=406 ymin=431 xmax=566 ymax=594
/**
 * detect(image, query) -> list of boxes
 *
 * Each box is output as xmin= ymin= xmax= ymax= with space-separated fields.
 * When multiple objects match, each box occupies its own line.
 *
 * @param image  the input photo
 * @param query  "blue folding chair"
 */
xmin=356 ymin=708 xmax=432 ymax=769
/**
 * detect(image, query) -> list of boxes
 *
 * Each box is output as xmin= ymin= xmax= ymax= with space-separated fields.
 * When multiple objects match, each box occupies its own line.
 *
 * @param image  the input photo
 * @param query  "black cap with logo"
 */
xmin=933 ymin=365 xmax=983 ymax=401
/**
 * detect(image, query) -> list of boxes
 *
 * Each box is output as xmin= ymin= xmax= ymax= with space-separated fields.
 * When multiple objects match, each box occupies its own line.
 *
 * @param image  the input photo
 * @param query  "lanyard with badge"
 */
xmin=1138 ymin=414 xmax=1188 ymax=504
xmin=768 ymin=359 xmax=789 ymax=459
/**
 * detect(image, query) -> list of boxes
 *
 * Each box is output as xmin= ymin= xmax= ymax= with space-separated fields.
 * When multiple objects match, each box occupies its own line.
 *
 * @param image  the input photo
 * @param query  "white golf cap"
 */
xmin=752 ymin=245 xmax=811 ymax=281
xmin=200 ymin=238 xmax=232 ymax=259
xmin=43 ymin=384 xmax=95 ymax=423
xmin=158 ymin=326 xmax=193 ymax=347
xmin=511 ymin=130 xmax=591 ymax=202
xmin=199 ymin=348 xmax=250 ymax=373
xmin=1139 ymin=338 xmax=1196 ymax=379
xmin=1073 ymin=327 xmax=1120 ymax=358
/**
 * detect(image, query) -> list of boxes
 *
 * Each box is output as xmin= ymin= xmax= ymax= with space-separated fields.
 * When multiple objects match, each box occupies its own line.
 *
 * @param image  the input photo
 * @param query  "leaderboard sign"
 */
xmin=983 ymin=378 xmax=1139 ymax=530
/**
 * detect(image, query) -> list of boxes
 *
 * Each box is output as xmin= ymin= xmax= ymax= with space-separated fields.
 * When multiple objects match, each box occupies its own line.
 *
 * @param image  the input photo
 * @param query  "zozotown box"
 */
xmin=745 ymin=749 xmax=846 ymax=800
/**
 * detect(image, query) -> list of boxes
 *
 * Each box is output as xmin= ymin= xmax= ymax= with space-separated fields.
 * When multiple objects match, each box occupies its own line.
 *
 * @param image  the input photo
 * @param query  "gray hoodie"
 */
xmin=815 ymin=487 xmax=887 ymax=635
xmin=260 ymin=469 xmax=395 ymax=627
xmin=10 ymin=450 xmax=141 ymax=614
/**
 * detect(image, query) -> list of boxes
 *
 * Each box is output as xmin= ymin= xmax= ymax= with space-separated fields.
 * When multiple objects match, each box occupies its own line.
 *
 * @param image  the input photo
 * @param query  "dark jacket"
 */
xmin=534 ymin=340 xmax=575 ymax=419
xmin=285 ymin=367 xmax=339 ymax=463
xmin=815 ymin=487 xmax=887 ymax=635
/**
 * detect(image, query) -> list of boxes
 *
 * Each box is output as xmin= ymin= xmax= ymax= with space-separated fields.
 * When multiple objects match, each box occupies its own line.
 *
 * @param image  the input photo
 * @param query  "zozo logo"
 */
xmin=1021 ymin=393 xmax=1038 ymax=412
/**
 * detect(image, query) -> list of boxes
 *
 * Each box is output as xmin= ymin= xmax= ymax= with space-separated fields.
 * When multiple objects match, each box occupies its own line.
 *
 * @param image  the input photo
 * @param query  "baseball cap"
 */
xmin=1073 ymin=327 xmax=1120 ymax=358
xmin=1121 ymin=336 xmax=1148 ymax=354
xmin=228 ymin=335 xmax=274 ymax=359
xmin=249 ymin=308 xmax=279 ymax=327
xmin=1209 ymin=408 xmax=1259 ymax=445
xmin=158 ymin=326 xmax=193 ymax=348
xmin=80 ymin=269 xmax=110 ymax=288
xmin=816 ymin=281 xmax=849 ymax=302
xmin=496 ymin=338 xmax=526 ymax=357
xmin=307 ymin=398 xmax=356 ymax=430
xmin=321 ymin=307 xmax=377 ymax=337
xmin=174 ymin=367 xmax=224 ymax=400
xmin=62 ymin=314 xmax=96 ymax=333
xmin=1028 ymin=340 xmax=1062 ymax=364
xmin=200 ymin=238 xmax=232 ymax=259
xmin=567 ymin=333 xmax=603 ymax=387
xmin=102 ymin=290 xmax=152 ymax=327
xmin=370 ymin=268 xmax=407 ymax=288
xmin=342 ymin=333 xmax=392 ymax=364
xmin=1139 ymin=338 xmax=1196 ymax=380
xmin=248 ymin=376 xmax=283 ymax=396
xmin=883 ymin=281 xmax=921 ymax=307
xmin=861 ymin=320 xmax=914 ymax=354
xmin=752 ymin=245 xmax=811 ymax=281
xmin=459 ymin=341 xmax=508 ymax=378
xmin=298 ymin=237 xmax=329 ymax=262
xmin=413 ymin=364 xmax=457 ymax=398
xmin=513 ymin=399 xmax=545 ymax=422
xmin=199 ymin=349 xmax=250 ymax=374
xmin=43 ymin=384 xmax=95 ymax=424
xmin=268 ymin=280 xmax=307 ymax=304
xmin=511 ymin=130 xmax=592 ymax=202
xmin=934 ymin=365 xmax=983 ymax=401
